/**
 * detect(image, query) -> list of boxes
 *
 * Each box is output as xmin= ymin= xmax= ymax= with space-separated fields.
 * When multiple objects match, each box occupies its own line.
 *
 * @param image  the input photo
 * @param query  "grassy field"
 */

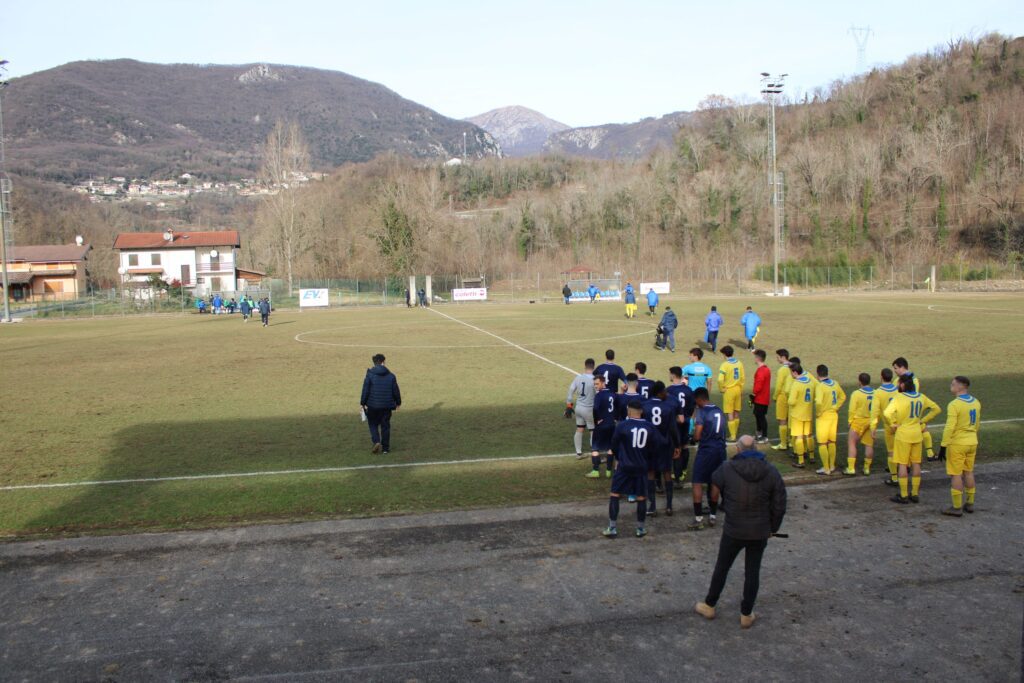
xmin=1 ymin=292 xmax=1022 ymax=538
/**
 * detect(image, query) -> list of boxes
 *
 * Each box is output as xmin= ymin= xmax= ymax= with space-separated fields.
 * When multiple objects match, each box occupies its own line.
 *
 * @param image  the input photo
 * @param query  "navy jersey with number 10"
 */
xmin=611 ymin=418 xmax=665 ymax=471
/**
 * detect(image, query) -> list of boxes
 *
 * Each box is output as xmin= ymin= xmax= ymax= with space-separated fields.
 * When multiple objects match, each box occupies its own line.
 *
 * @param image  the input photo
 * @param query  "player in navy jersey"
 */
xmin=667 ymin=366 xmax=696 ymax=487
xmin=688 ymin=387 xmax=728 ymax=531
xmin=615 ymin=373 xmax=642 ymax=421
xmin=643 ymin=382 xmax=680 ymax=516
xmin=635 ymin=362 xmax=655 ymax=400
xmin=604 ymin=401 xmax=665 ymax=538
xmin=588 ymin=374 xmax=618 ymax=479
xmin=594 ymin=349 xmax=628 ymax=394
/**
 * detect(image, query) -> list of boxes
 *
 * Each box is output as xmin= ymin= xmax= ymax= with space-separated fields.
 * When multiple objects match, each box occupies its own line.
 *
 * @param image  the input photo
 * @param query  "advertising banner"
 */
xmin=299 ymin=288 xmax=329 ymax=307
xmin=452 ymin=287 xmax=488 ymax=301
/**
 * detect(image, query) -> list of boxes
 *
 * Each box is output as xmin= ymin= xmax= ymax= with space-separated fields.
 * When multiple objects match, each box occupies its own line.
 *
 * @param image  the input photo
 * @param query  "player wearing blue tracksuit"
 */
xmin=646 ymin=288 xmax=659 ymax=316
xmin=740 ymin=306 xmax=762 ymax=351
xmin=658 ymin=307 xmax=679 ymax=352
xmin=705 ymin=306 xmax=723 ymax=352
xmin=587 ymin=283 xmax=599 ymax=303
xmin=624 ymin=283 xmax=637 ymax=318
xmin=642 ymin=384 xmax=680 ymax=515
xmin=604 ymin=401 xmax=666 ymax=538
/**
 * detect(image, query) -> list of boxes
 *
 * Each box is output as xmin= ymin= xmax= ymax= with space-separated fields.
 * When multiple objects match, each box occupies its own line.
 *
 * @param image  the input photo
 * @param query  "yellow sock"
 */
xmin=818 ymin=444 xmax=828 ymax=467
xmin=828 ymin=443 xmax=837 ymax=470
xmin=911 ymin=476 xmax=921 ymax=496
xmin=887 ymin=459 xmax=898 ymax=481
xmin=794 ymin=438 xmax=804 ymax=464
xmin=864 ymin=459 xmax=872 ymax=475
xmin=966 ymin=487 xmax=976 ymax=504
xmin=779 ymin=425 xmax=789 ymax=447
xmin=728 ymin=419 xmax=739 ymax=441
xmin=923 ymin=431 xmax=934 ymax=457
xmin=951 ymin=489 xmax=963 ymax=509
xmin=898 ymin=477 xmax=909 ymax=498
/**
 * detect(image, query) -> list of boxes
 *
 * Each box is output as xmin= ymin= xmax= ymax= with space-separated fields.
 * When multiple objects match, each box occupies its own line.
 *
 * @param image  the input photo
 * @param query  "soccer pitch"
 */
xmin=1 ymin=292 xmax=1022 ymax=537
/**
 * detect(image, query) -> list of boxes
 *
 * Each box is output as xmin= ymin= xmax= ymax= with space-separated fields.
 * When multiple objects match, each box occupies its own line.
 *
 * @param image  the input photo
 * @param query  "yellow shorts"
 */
xmin=775 ymin=394 xmax=788 ymax=421
xmin=789 ymin=419 xmax=813 ymax=437
xmin=848 ymin=419 xmax=874 ymax=446
xmin=892 ymin=439 xmax=923 ymax=466
xmin=625 ymin=303 xmax=637 ymax=316
xmin=945 ymin=444 xmax=977 ymax=476
xmin=722 ymin=386 xmax=742 ymax=414
xmin=883 ymin=427 xmax=895 ymax=453
xmin=815 ymin=412 xmax=839 ymax=443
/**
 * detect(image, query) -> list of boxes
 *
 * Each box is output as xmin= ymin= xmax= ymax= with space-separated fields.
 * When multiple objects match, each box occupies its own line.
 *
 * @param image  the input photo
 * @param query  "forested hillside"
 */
xmin=11 ymin=34 xmax=1023 ymax=287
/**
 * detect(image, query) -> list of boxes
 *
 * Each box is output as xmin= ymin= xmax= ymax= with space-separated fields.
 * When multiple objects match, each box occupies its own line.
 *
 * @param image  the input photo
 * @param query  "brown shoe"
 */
xmin=740 ymin=613 xmax=756 ymax=629
xmin=694 ymin=602 xmax=716 ymax=620
xmin=371 ymin=443 xmax=382 ymax=454
xmin=964 ymin=503 xmax=974 ymax=513
xmin=940 ymin=507 xmax=963 ymax=517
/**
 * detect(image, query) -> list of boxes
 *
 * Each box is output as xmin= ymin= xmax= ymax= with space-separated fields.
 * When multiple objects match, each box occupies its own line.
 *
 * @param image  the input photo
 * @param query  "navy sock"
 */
xmin=693 ymin=502 xmax=703 ymax=518
xmin=665 ymin=478 xmax=674 ymax=509
xmin=591 ymin=455 xmax=601 ymax=471
xmin=709 ymin=500 xmax=718 ymax=515
xmin=606 ymin=453 xmax=614 ymax=471
xmin=609 ymin=497 xmax=620 ymax=522
xmin=647 ymin=480 xmax=657 ymax=510
xmin=637 ymin=504 xmax=646 ymax=527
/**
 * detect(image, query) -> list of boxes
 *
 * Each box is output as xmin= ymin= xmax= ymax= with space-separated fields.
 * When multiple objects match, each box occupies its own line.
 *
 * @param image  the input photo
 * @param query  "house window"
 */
xmin=151 ymin=253 xmax=161 ymax=266
xmin=210 ymin=251 xmax=220 ymax=269
xmin=44 ymin=280 xmax=64 ymax=293
xmin=128 ymin=254 xmax=139 ymax=266
xmin=210 ymin=277 xmax=222 ymax=292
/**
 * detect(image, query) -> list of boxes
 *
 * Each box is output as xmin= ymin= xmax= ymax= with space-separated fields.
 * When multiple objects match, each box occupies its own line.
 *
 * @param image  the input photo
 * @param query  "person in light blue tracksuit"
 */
xmin=646 ymin=288 xmax=659 ymax=316
xmin=740 ymin=306 xmax=762 ymax=351
xmin=587 ymin=283 xmax=599 ymax=303
xmin=705 ymin=306 xmax=723 ymax=353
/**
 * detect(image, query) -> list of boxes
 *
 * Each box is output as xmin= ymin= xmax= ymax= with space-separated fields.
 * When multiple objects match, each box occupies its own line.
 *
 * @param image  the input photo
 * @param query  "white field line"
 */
xmin=2 ymin=418 xmax=1022 ymax=492
xmin=426 ymin=307 xmax=578 ymax=375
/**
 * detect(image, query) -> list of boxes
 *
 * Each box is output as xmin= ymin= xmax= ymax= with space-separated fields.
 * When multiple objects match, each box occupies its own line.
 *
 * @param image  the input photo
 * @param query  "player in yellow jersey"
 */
xmin=883 ymin=375 xmax=941 ymax=504
xmin=845 ymin=373 xmax=876 ymax=476
xmin=939 ymin=376 xmax=981 ymax=517
xmin=873 ymin=368 xmax=900 ymax=486
xmin=770 ymin=349 xmax=792 ymax=451
xmin=788 ymin=356 xmax=817 ymax=461
xmin=892 ymin=357 xmax=936 ymax=461
xmin=813 ymin=364 xmax=846 ymax=475
xmin=786 ymin=362 xmax=815 ymax=467
xmin=716 ymin=345 xmax=745 ymax=442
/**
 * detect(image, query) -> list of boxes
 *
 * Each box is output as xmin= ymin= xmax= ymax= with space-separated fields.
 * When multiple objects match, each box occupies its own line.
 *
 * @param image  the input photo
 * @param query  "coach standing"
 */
xmin=695 ymin=434 xmax=786 ymax=629
xmin=360 ymin=353 xmax=402 ymax=454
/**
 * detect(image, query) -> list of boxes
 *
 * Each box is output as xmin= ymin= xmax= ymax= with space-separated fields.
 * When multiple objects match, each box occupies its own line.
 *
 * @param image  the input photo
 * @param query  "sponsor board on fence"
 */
xmin=452 ymin=287 xmax=488 ymax=301
xmin=640 ymin=281 xmax=671 ymax=294
xmin=299 ymin=288 xmax=329 ymax=307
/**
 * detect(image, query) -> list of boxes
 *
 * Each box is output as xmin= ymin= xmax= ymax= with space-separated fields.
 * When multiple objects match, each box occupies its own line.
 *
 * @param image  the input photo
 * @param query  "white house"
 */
xmin=112 ymin=229 xmax=264 ymax=298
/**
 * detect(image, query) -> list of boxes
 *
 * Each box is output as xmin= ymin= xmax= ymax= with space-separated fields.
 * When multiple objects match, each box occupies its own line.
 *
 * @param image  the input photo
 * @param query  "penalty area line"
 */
xmin=1 ymin=418 xmax=1022 ymax=493
xmin=426 ymin=307 xmax=577 ymax=375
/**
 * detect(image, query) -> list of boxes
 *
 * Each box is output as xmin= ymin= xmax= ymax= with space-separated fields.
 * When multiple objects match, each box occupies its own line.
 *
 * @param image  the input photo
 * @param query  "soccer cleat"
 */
xmin=695 ymin=602 xmax=716 ymax=620
xmin=941 ymin=507 xmax=963 ymax=517
xmin=585 ymin=470 xmax=601 ymax=479
xmin=756 ymin=437 xmax=770 ymax=444
xmin=647 ymin=508 xmax=657 ymax=518
xmin=884 ymin=478 xmax=899 ymax=487
xmin=863 ymin=469 xmax=871 ymax=476
xmin=605 ymin=469 xmax=613 ymax=478
xmin=909 ymin=495 xmax=919 ymax=504
xmin=575 ymin=452 xmax=585 ymax=459
xmin=687 ymin=519 xmax=704 ymax=531
xmin=770 ymin=443 xmax=788 ymax=451
xmin=891 ymin=494 xmax=910 ymax=505
xmin=665 ymin=507 xmax=673 ymax=516
xmin=815 ymin=468 xmax=827 ymax=475
xmin=382 ymin=450 xmax=389 ymax=455
xmin=627 ymin=495 xmax=637 ymax=503
xmin=635 ymin=528 xmax=648 ymax=538
xmin=740 ymin=613 xmax=757 ymax=629
xmin=602 ymin=526 xmax=618 ymax=538
xmin=964 ymin=503 xmax=974 ymax=514
xmin=792 ymin=462 xmax=805 ymax=469
xmin=708 ymin=515 xmax=717 ymax=527
xmin=843 ymin=469 xmax=856 ymax=476
xmin=371 ymin=443 xmax=382 ymax=454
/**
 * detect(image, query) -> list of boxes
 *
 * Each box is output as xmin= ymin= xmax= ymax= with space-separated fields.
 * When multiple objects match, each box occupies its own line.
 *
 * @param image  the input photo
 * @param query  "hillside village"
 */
xmin=71 ymin=171 xmax=324 ymax=204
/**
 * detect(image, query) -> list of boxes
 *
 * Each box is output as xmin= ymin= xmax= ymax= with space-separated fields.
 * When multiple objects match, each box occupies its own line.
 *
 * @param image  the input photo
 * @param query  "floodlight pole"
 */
xmin=0 ymin=83 xmax=11 ymax=323
xmin=761 ymin=73 xmax=786 ymax=296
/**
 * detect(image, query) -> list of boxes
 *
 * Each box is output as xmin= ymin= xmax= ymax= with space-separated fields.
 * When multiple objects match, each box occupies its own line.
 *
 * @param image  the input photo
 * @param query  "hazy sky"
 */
xmin=3 ymin=0 xmax=1022 ymax=127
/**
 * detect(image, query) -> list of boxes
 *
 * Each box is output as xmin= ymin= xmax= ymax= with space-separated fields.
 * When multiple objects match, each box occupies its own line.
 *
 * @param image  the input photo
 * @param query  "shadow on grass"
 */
xmin=18 ymin=401 xmax=579 ymax=534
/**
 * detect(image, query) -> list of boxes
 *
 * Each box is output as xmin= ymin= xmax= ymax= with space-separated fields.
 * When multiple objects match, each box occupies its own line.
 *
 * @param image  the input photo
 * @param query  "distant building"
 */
xmin=112 ymin=229 xmax=262 ymax=298
xmin=2 ymin=243 xmax=92 ymax=302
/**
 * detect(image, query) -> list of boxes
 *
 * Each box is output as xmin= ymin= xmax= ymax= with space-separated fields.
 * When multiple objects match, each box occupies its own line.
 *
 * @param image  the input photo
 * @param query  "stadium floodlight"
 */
xmin=760 ymin=72 xmax=787 ymax=296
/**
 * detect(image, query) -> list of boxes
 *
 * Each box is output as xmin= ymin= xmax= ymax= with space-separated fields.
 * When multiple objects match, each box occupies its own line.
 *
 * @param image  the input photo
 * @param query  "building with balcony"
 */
xmin=1 ymin=243 xmax=92 ymax=302
xmin=112 ymin=229 xmax=262 ymax=298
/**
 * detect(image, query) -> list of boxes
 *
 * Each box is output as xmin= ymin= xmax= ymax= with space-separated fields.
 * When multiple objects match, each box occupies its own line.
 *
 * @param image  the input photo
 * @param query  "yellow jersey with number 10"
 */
xmin=883 ymin=391 xmax=940 ymax=443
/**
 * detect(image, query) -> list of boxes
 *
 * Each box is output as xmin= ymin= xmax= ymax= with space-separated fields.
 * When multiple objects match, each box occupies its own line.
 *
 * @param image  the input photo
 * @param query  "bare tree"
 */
xmin=259 ymin=120 xmax=311 ymax=295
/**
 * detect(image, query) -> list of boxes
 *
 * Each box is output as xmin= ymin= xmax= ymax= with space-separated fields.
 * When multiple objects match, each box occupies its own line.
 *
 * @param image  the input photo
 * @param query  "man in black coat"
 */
xmin=360 ymin=353 xmax=402 ymax=454
xmin=695 ymin=434 xmax=786 ymax=628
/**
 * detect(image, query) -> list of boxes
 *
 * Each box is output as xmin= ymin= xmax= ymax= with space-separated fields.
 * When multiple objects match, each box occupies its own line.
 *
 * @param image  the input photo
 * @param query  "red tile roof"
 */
xmin=8 ymin=244 xmax=92 ymax=263
xmin=113 ymin=230 xmax=240 ymax=250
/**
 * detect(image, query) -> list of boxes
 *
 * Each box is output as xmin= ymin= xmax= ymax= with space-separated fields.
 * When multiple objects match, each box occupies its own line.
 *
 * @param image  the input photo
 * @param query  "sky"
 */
xmin=3 ymin=0 xmax=1022 ymax=128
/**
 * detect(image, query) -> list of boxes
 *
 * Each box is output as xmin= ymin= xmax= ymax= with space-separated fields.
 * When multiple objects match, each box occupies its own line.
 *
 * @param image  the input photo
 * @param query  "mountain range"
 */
xmin=3 ymin=59 xmax=500 ymax=182
xmin=464 ymin=106 xmax=569 ymax=156
xmin=542 ymin=110 xmax=692 ymax=158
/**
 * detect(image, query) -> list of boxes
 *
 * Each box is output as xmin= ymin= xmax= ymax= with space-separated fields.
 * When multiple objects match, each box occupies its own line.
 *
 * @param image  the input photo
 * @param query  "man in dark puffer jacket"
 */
xmin=695 ymin=434 xmax=786 ymax=628
xmin=360 ymin=353 xmax=402 ymax=454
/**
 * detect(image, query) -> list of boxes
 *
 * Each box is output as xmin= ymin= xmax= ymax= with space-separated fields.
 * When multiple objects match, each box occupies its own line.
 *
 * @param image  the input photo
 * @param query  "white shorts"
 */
xmin=575 ymin=405 xmax=595 ymax=429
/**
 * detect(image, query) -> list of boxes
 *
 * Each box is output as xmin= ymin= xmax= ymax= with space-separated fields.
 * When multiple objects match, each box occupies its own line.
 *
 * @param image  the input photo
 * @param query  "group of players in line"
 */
xmin=566 ymin=346 xmax=983 ymax=537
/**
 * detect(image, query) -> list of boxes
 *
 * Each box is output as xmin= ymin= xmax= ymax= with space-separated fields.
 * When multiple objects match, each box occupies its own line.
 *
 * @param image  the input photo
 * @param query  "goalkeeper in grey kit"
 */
xmin=566 ymin=358 xmax=597 ymax=458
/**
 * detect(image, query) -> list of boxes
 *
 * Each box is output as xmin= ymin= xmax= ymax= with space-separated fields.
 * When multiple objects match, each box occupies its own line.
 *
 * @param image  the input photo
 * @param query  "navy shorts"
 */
xmin=692 ymin=447 xmax=726 ymax=484
xmin=591 ymin=427 xmax=615 ymax=452
xmin=611 ymin=468 xmax=648 ymax=499
xmin=648 ymin=443 xmax=674 ymax=473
